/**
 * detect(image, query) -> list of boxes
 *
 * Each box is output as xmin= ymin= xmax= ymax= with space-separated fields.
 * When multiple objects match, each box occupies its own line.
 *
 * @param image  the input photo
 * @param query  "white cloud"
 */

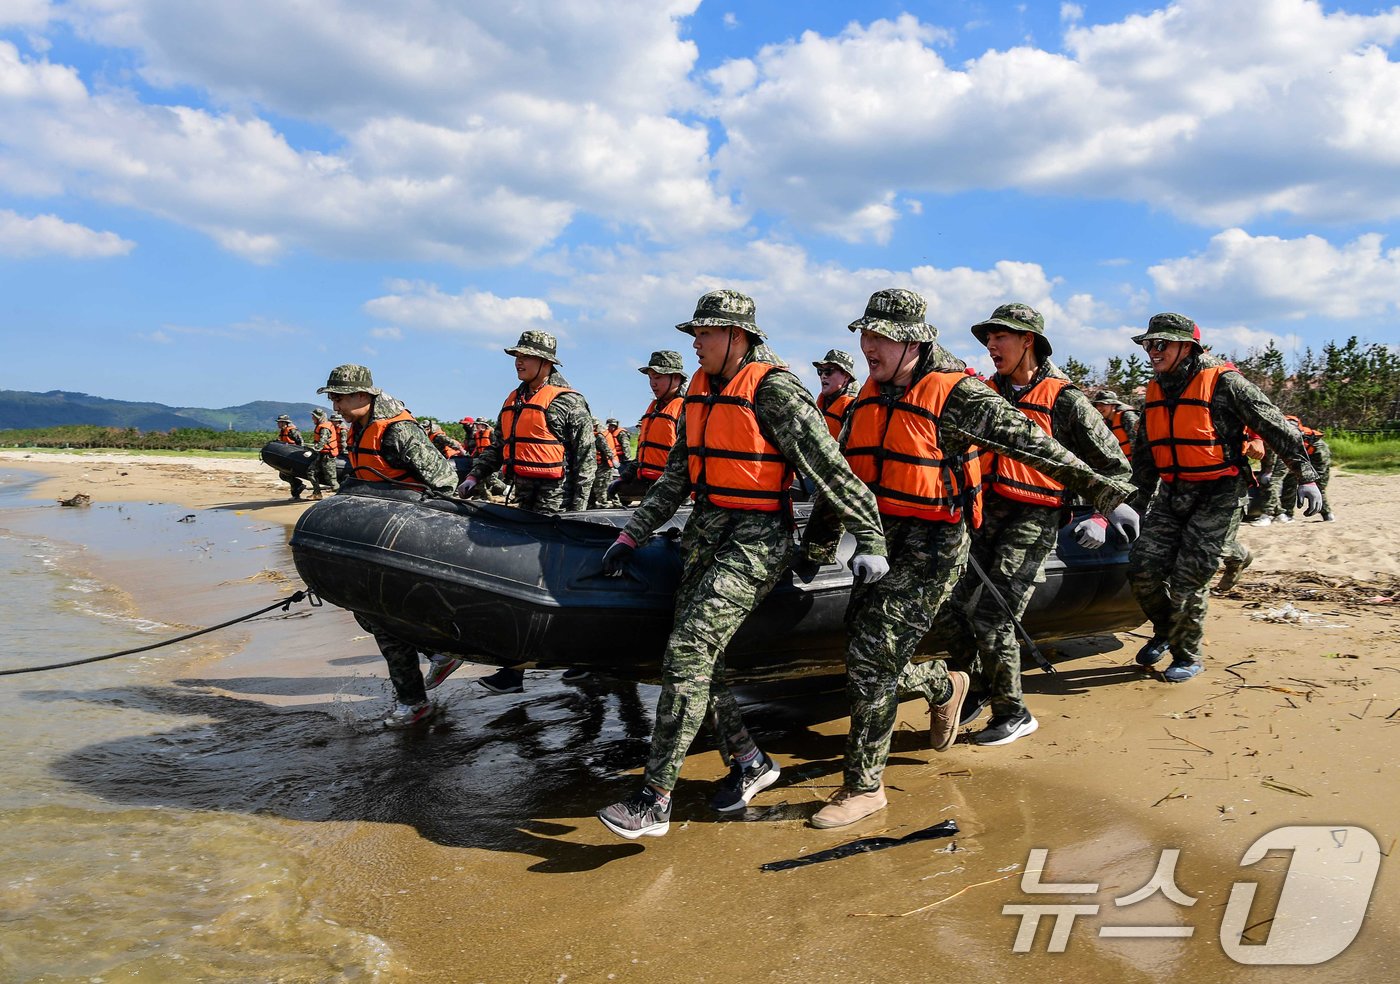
xmin=0 ymin=209 xmax=134 ymax=257
xmin=137 ymin=329 xmax=171 ymax=344
xmin=708 ymin=1 xmax=1400 ymax=238
xmin=0 ymin=0 xmax=51 ymax=29
xmin=369 ymin=326 xmax=403 ymax=341
xmin=1149 ymin=227 xmax=1400 ymax=321
xmin=363 ymin=282 xmax=555 ymax=341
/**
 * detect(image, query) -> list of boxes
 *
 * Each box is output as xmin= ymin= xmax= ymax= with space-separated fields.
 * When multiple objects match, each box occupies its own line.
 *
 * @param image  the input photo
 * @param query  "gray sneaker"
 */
xmin=382 ymin=700 xmax=437 ymax=729
xmin=710 ymin=752 xmax=781 ymax=813
xmin=423 ymin=656 xmax=464 ymax=691
xmin=598 ymin=787 xmax=671 ymax=840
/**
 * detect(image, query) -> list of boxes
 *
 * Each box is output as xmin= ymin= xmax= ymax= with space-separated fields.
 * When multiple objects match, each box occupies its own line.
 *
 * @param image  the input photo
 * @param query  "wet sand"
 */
xmin=2 ymin=450 xmax=1397 ymax=982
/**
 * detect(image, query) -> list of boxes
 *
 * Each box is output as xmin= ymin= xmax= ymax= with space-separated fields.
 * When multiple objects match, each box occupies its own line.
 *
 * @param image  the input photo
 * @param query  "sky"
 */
xmin=2 ymin=0 xmax=1399 ymax=424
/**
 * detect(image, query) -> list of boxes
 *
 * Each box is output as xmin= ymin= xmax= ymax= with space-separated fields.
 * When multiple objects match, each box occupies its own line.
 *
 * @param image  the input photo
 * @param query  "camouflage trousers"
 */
xmin=643 ymin=505 xmax=793 ymax=791
xmin=354 ymin=613 xmax=426 ymax=706
xmin=1222 ymin=496 xmax=1251 ymax=565
xmin=844 ymin=516 xmax=969 ymax=793
xmin=1280 ymin=444 xmax=1331 ymax=518
xmin=1127 ymin=475 xmax=1244 ymax=664
xmin=312 ymin=453 xmax=339 ymax=494
xmin=903 ymin=497 xmax=1058 ymax=719
xmin=507 ymin=476 xmax=568 ymax=515
xmin=588 ymin=466 xmax=619 ymax=509
xmin=469 ymin=457 xmax=509 ymax=498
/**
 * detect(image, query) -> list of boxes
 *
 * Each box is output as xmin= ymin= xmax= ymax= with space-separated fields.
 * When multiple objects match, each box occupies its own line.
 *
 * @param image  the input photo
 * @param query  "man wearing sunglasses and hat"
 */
xmin=594 ymin=289 xmax=887 ymax=840
xmin=812 ymin=349 xmax=859 ymax=438
xmin=1127 ymin=313 xmax=1322 ymax=683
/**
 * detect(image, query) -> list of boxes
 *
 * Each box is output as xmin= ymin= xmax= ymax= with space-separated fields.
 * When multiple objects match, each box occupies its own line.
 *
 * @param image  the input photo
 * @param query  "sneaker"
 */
xmin=423 ymin=656 xmax=464 ymax=691
xmin=561 ymin=667 xmax=591 ymax=683
xmin=710 ymin=752 xmax=781 ymax=813
xmin=597 ymin=787 xmax=671 ymax=840
xmin=1216 ymin=546 xmax=1252 ymax=592
xmin=1277 ymin=513 xmax=1293 ymax=524
xmin=478 ymin=667 xmax=525 ymax=694
xmin=1163 ymin=660 xmax=1204 ymax=683
xmin=382 ymin=700 xmax=437 ymax=729
xmin=960 ymin=692 xmax=990 ymax=727
xmin=1135 ymin=635 xmax=1170 ymax=667
xmin=810 ymin=786 xmax=888 ymax=829
xmin=929 ymin=671 xmax=970 ymax=752
xmin=970 ymin=710 xmax=1039 ymax=746
xmin=1246 ymin=516 xmax=1271 ymax=527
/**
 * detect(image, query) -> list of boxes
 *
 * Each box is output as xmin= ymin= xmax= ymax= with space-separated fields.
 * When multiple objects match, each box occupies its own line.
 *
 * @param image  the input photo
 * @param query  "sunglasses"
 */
xmin=816 ymin=367 xmax=839 ymax=376
xmin=1142 ymin=339 xmax=1172 ymax=353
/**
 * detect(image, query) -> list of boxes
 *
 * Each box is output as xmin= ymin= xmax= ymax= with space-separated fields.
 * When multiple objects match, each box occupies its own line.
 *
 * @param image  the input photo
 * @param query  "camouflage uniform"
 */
xmin=275 ymin=416 xmax=307 ymax=498
xmin=804 ymin=293 xmax=1134 ymax=793
xmin=624 ymin=291 xmax=886 ymax=792
xmin=318 ymin=366 xmax=456 ymax=707
xmin=469 ymin=339 xmax=596 ymax=515
xmin=1280 ymin=431 xmax=1332 ymax=519
xmin=310 ymin=410 xmax=340 ymax=495
xmin=1127 ymin=317 xmax=1317 ymax=668
xmin=588 ymin=423 xmax=620 ymax=509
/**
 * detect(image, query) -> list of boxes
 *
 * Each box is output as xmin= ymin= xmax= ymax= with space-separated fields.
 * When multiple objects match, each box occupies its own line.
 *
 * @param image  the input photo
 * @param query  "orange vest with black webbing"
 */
xmin=637 ymin=394 xmax=683 ymax=480
xmin=499 ymin=385 xmax=574 ymax=481
xmin=1143 ymin=365 xmax=1240 ymax=483
xmin=313 ymin=419 xmax=340 ymax=456
xmin=596 ymin=433 xmax=618 ymax=469
xmin=277 ymin=423 xmax=298 ymax=444
xmin=684 ymin=363 xmax=792 ymax=511
xmin=845 ymin=372 xmax=984 ymax=527
xmin=1285 ymin=415 xmax=1322 ymax=454
xmin=348 ymin=410 xmax=423 ymax=488
xmin=1106 ymin=407 xmax=1134 ymax=459
xmin=472 ymin=427 xmax=493 ymax=455
xmin=426 ymin=426 xmax=463 ymax=458
xmin=985 ymin=376 xmax=1070 ymax=508
xmin=819 ymin=392 xmax=855 ymax=440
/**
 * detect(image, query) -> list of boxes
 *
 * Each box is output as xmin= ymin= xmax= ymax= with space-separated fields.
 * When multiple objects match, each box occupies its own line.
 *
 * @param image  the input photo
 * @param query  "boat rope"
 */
xmin=0 ymin=589 xmax=319 ymax=677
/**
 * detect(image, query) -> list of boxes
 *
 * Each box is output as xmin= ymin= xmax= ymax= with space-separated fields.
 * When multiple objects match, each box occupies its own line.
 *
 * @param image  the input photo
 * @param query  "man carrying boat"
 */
xmin=620 ymin=350 xmax=687 ymax=500
xmin=318 ymin=364 xmax=459 ymax=728
xmin=813 ymin=348 xmax=858 ymax=439
xmin=588 ymin=418 xmax=620 ymax=509
xmin=801 ymin=289 xmax=1139 ymax=829
xmin=309 ymin=408 xmax=341 ymax=500
xmin=274 ymin=414 xmax=307 ymax=500
xmin=595 ymin=289 xmax=887 ymax=840
xmin=459 ymin=330 xmax=597 ymax=694
xmin=1127 ymin=314 xmax=1321 ymax=682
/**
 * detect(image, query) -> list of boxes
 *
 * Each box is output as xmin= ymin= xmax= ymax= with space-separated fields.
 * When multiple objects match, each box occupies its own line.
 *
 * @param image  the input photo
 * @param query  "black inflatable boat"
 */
xmin=260 ymin=441 xmax=348 ymax=484
xmin=290 ymin=484 xmax=1143 ymax=684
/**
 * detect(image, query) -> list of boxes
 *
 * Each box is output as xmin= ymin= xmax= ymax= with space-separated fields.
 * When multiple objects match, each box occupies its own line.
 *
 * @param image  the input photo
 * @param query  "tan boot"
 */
xmin=930 ymin=670 xmax=970 ymax=752
xmin=810 ymin=786 xmax=887 ymax=829
xmin=1216 ymin=545 xmax=1251 ymax=592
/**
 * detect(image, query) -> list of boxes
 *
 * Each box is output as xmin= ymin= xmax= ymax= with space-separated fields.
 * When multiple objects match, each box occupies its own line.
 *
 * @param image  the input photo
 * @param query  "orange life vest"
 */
xmin=845 ymin=372 xmax=983 ymax=526
xmin=637 ymin=394 xmax=683 ymax=480
xmin=1284 ymin=415 xmax=1322 ymax=454
xmin=425 ymin=425 xmax=463 ymax=458
xmin=1143 ymin=365 xmax=1240 ymax=482
xmin=1106 ymin=407 xmax=1135 ymax=458
xmin=472 ymin=426 xmax=493 ymax=455
xmin=277 ymin=423 xmax=298 ymax=444
xmin=595 ymin=433 xmax=618 ymax=469
xmin=985 ymin=376 xmax=1070 ymax=507
xmin=313 ymin=419 xmax=340 ymax=456
xmin=348 ymin=410 xmax=423 ymax=488
xmin=819 ymin=392 xmax=855 ymax=440
xmin=684 ymin=363 xmax=792 ymax=511
xmin=606 ymin=428 xmax=627 ymax=459
xmin=499 ymin=385 xmax=574 ymax=481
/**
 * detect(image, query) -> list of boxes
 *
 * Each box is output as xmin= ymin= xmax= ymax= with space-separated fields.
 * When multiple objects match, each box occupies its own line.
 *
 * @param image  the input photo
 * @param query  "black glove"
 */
xmin=602 ymin=537 xmax=636 ymax=576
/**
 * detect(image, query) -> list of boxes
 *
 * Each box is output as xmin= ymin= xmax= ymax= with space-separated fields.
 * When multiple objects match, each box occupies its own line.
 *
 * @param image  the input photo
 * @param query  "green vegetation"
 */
xmin=0 ymin=425 xmax=273 ymax=452
xmin=1327 ymin=433 xmax=1400 ymax=473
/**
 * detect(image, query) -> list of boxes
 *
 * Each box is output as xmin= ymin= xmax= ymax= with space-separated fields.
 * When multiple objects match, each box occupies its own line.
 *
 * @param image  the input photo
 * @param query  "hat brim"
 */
xmin=317 ymin=385 xmax=381 ymax=396
xmin=675 ymin=318 xmax=766 ymax=339
xmin=638 ymin=364 xmax=687 ymax=375
xmin=847 ymin=316 xmax=936 ymax=342
xmin=1131 ymin=331 xmax=1203 ymax=350
xmin=504 ymin=346 xmax=562 ymax=366
xmin=970 ymin=318 xmax=1054 ymax=357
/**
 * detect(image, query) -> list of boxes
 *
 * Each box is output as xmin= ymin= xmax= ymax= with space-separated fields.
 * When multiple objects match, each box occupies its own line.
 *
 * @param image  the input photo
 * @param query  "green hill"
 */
xmin=0 ymin=390 xmax=326 ymax=432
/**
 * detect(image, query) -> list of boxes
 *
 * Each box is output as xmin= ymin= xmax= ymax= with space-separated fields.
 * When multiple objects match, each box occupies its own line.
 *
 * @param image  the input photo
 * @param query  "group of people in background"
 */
xmin=293 ymin=285 xmax=1326 ymax=839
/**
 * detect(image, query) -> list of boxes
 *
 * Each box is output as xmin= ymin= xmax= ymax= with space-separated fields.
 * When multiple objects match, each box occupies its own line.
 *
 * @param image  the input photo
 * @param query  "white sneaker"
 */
xmin=1246 ymin=516 xmax=1272 ymax=527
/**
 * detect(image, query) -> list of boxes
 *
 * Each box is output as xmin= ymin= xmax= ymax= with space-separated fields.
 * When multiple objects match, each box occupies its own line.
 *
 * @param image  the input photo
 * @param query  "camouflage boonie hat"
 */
xmin=1132 ymin=312 xmax=1203 ymax=350
xmin=811 ymin=349 xmax=857 ymax=376
xmin=318 ymin=364 xmax=381 ymax=396
xmin=1091 ymin=389 xmax=1128 ymax=406
xmin=676 ymin=289 xmax=765 ymax=339
xmin=606 ymin=417 xmax=619 ymax=426
xmin=971 ymin=303 xmax=1053 ymax=357
xmin=311 ymin=407 xmax=327 ymax=420
xmin=330 ymin=413 xmax=344 ymax=422
xmin=276 ymin=414 xmax=292 ymax=423
xmin=505 ymin=330 xmax=562 ymax=365
xmin=847 ymin=288 xmax=937 ymax=342
xmin=638 ymin=349 xmax=687 ymax=376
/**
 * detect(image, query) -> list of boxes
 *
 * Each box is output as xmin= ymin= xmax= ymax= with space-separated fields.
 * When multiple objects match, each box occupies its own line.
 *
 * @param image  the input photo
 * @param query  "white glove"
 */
xmin=1105 ymin=502 xmax=1140 ymax=542
xmin=850 ymin=554 xmax=889 ymax=584
xmin=457 ymin=476 xmax=478 ymax=498
xmin=1073 ymin=514 xmax=1108 ymax=549
xmin=1296 ymin=482 xmax=1323 ymax=516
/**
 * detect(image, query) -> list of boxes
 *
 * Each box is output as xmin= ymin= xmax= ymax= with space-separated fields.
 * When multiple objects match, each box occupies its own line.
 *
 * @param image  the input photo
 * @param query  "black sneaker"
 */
xmin=710 ymin=752 xmax=781 ymax=813
xmin=959 ymin=692 xmax=990 ymax=727
xmin=970 ymin=709 xmax=1038 ymax=746
xmin=477 ymin=667 xmax=525 ymax=694
xmin=597 ymin=787 xmax=671 ymax=840
xmin=561 ymin=667 xmax=591 ymax=683
xmin=1135 ymin=636 xmax=1170 ymax=667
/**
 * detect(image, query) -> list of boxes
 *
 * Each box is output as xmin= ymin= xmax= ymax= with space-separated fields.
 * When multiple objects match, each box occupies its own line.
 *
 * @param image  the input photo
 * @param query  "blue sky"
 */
xmin=2 ymin=0 xmax=1398 ymax=424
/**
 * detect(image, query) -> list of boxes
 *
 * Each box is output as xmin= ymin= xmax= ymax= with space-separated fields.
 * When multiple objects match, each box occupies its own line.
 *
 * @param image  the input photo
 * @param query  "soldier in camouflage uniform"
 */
xmin=802 ymin=290 xmax=1139 ymax=829
xmin=318 ymin=364 xmax=458 ymax=728
xmin=309 ymin=408 xmax=340 ymax=499
xmin=1278 ymin=416 xmax=1334 ymax=522
xmin=1092 ymin=390 xmax=1141 ymax=458
xmin=588 ymin=418 xmax=620 ymax=509
xmin=461 ymin=331 xmax=597 ymax=693
xmin=900 ymin=304 xmax=1132 ymax=748
xmin=274 ymin=413 xmax=308 ymax=499
xmin=594 ymin=289 xmax=888 ymax=840
xmin=1127 ymin=314 xmax=1322 ymax=682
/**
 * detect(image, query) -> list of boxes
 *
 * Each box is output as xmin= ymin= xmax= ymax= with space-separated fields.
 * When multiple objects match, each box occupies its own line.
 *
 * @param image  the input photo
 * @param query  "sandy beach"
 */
xmin=1 ymin=449 xmax=1396 ymax=982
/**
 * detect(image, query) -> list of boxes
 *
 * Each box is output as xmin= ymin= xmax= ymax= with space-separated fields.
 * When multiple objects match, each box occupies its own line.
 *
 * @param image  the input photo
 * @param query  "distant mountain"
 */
xmin=0 ymin=390 xmax=327 ymax=432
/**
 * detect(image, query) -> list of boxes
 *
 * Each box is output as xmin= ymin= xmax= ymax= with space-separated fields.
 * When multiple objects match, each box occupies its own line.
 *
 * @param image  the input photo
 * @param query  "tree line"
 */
xmin=1060 ymin=336 xmax=1400 ymax=432
xmin=0 ymin=425 xmax=277 ymax=451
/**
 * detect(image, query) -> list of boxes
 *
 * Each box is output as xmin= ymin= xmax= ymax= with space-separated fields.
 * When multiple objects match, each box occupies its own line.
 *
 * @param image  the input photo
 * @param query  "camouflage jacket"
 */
xmin=352 ymin=394 xmax=456 ymax=492
xmin=804 ymin=342 xmax=1135 ymax=561
xmin=1130 ymin=354 xmax=1317 ymax=503
xmin=989 ymin=359 xmax=1132 ymax=497
xmin=624 ymin=344 xmax=886 ymax=556
xmin=470 ymin=369 xmax=596 ymax=511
